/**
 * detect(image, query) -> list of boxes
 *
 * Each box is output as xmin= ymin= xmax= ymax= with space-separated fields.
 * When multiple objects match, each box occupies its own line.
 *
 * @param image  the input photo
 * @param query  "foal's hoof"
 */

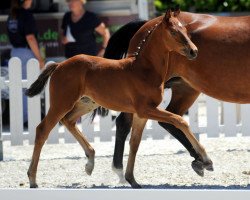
xmin=191 ymin=160 xmax=204 ymax=177
xmin=125 ymin=175 xmax=142 ymax=189
xmin=204 ymin=161 xmax=214 ymax=172
xmin=30 ymin=183 xmax=38 ymax=188
xmin=85 ymin=162 xmax=94 ymax=175
xmin=191 ymin=159 xmax=214 ymax=176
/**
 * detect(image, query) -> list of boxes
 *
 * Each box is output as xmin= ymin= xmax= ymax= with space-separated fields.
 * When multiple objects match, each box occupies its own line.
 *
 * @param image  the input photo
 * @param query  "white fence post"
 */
xmin=0 ymin=70 xmax=3 ymax=160
xmin=81 ymin=116 xmax=95 ymax=143
xmin=223 ymin=102 xmax=237 ymax=137
xmin=64 ymin=127 xmax=76 ymax=143
xmin=99 ymin=113 xmax=114 ymax=141
xmin=9 ymin=57 xmax=23 ymax=146
xmin=241 ymin=104 xmax=250 ymax=136
xmin=146 ymin=120 xmax=166 ymax=140
xmin=45 ymin=78 xmax=59 ymax=144
xmin=27 ymin=59 xmax=41 ymax=144
xmin=44 ymin=62 xmax=60 ymax=144
xmin=189 ymin=100 xmax=199 ymax=139
xmin=206 ymin=96 xmax=219 ymax=137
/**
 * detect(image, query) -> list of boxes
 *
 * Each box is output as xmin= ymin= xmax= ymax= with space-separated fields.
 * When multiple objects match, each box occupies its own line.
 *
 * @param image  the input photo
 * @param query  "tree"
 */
xmin=154 ymin=0 xmax=250 ymax=13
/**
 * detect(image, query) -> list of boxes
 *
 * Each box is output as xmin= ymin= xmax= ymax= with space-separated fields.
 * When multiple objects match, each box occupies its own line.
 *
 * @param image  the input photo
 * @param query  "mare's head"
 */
xmin=161 ymin=9 xmax=198 ymax=60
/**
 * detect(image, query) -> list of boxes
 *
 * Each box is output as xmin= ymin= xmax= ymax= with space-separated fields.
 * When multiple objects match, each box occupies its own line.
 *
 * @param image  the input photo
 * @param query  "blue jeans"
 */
xmin=11 ymin=48 xmax=35 ymax=123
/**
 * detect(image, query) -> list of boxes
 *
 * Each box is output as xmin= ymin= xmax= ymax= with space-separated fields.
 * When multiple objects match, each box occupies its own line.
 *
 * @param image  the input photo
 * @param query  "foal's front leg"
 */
xmin=112 ymin=113 xmax=133 ymax=183
xmin=159 ymin=81 xmax=212 ymax=175
xmin=125 ymin=114 xmax=147 ymax=188
xmin=139 ymin=107 xmax=213 ymax=173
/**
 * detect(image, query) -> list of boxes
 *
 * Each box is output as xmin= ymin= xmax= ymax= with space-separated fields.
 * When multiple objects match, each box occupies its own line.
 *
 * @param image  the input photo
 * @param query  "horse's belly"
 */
xmin=84 ymin=82 xmax=135 ymax=112
xmin=84 ymin=77 xmax=162 ymax=112
xmin=205 ymin=89 xmax=250 ymax=104
xmin=186 ymin=77 xmax=250 ymax=104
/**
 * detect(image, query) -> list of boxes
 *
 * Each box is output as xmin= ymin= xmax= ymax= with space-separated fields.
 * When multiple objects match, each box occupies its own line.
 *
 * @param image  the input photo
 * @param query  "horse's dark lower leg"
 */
xmin=112 ymin=112 xmax=133 ymax=170
xmin=159 ymin=122 xmax=214 ymax=173
xmin=158 ymin=122 xmax=199 ymax=159
xmin=159 ymin=81 xmax=213 ymax=175
xmin=160 ymin=81 xmax=200 ymax=158
xmin=138 ymin=105 xmax=213 ymax=176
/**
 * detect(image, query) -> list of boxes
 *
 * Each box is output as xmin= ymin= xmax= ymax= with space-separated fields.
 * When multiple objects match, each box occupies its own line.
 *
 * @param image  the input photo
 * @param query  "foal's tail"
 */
xmin=91 ymin=20 xmax=147 ymax=121
xmin=25 ymin=63 xmax=58 ymax=97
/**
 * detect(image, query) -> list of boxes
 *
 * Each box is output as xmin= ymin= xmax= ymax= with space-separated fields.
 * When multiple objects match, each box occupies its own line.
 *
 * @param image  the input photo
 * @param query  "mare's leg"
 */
xmin=61 ymin=98 xmax=99 ymax=175
xmin=112 ymin=112 xmax=133 ymax=182
xmin=125 ymin=114 xmax=147 ymax=188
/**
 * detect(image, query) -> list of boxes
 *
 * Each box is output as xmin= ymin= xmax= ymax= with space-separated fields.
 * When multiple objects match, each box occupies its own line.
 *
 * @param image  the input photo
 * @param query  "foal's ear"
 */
xmin=174 ymin=5 xmax=180 ymax=17
xmin=164 ymin=9 xmax=172 ymax=21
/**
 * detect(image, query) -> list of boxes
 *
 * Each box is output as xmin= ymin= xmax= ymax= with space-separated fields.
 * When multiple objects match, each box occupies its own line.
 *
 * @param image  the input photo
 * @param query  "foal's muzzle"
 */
xmin=184 ymin=48 xmax=198 ymax=60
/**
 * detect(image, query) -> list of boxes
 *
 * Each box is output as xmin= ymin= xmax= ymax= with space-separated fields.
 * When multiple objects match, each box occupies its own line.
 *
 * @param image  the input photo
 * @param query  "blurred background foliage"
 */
xmin=154 ymin=0 xmax=250 ymax=13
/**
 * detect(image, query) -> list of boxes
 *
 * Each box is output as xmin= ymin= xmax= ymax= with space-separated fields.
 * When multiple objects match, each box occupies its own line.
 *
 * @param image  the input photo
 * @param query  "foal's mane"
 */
xmin=131 ymin=22 xmax=160 ymax=59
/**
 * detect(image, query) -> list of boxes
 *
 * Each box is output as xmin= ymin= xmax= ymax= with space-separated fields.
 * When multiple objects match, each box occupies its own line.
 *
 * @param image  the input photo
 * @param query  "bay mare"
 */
xmin=106 ymin=12 xmax=250 ymax=187
xmin=25 ymin=10 xmax=202 ymax=188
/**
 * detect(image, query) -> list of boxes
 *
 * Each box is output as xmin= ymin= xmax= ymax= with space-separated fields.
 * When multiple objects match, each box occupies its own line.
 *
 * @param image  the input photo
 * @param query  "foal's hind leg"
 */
xmin=28 ymin=106 xmax=71 ymax=188
xmin=61 ymin=98 xmax=99 ymax=175
xmin=125 ymin=114 xmax=147 ymax=188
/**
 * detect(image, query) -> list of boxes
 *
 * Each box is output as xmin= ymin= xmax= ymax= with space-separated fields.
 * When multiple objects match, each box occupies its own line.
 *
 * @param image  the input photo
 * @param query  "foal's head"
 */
xmin=161 ymin=9 xmax=198 ymax=60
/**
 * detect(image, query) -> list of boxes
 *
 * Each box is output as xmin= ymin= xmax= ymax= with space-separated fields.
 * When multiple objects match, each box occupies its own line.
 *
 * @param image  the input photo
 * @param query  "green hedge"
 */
xmin=154 ymin=0 xmax=250 ymax=12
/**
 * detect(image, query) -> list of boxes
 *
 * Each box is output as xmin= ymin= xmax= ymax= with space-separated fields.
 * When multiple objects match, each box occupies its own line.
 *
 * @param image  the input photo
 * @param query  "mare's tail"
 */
xmin=104 ymin=20 xmax=147 ymax=59
xmin=25 ymin=63 xmax=58 ymax=97
xmin=92 ymin=20 xmax=147 ymax=121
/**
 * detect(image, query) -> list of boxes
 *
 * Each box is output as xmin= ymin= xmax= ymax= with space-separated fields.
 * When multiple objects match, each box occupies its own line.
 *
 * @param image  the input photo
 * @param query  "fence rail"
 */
xmin=0 ymin=57 xmax=250 ymax=147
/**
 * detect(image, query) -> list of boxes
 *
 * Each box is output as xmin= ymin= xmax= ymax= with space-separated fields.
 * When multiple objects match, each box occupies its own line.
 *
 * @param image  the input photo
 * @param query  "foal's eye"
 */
xmin=170 ymin=30 xmax=177 ymax=36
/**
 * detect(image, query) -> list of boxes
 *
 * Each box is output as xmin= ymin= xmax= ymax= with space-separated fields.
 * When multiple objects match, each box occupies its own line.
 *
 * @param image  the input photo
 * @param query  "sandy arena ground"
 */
xmin=0 ymin=135 xmax=249 ymax=189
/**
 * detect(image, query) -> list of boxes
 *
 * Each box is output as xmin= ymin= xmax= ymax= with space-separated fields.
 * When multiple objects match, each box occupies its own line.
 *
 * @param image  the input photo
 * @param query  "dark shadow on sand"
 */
xmin=57 ymin=183 xmax=250 ymax=190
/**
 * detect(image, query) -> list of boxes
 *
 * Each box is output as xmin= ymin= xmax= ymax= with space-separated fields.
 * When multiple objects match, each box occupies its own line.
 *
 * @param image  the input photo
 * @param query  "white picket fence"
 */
xmin=0 ymin=57 xmax=250 ymax=146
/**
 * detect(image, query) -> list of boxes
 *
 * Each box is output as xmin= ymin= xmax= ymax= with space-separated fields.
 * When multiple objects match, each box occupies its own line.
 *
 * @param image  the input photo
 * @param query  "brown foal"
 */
xmin=25 ymin=10 xmax=201 ymax=188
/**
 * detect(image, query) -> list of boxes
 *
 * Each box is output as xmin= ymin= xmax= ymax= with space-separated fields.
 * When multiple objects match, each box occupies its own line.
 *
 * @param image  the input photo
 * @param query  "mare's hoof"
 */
xmin=30 ymin=183 xmax=38 ymax=188
xmin=191 ymin=160 xmax=204 ymax=177
xmin=111 ymin=164 xmax=126 ymax=183
xmin=119 ymin=178 xmax=127 ymax=184
xmin=85 ymin=162 xmax=94 ymax=175
xmin=131 ymin=183 xmax=142 ymax=189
